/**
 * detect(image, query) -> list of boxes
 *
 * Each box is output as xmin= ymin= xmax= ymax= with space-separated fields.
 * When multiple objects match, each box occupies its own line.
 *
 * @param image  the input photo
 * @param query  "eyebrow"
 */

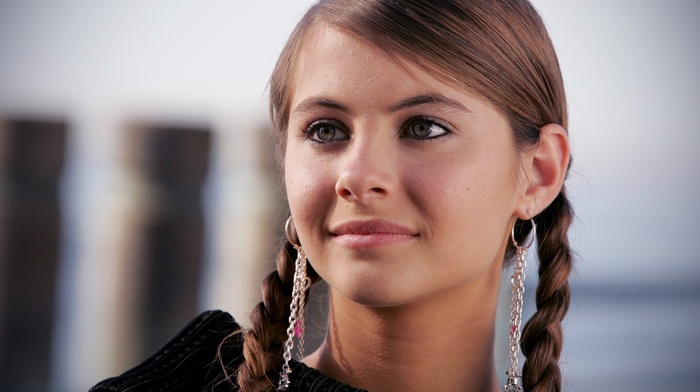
xmin=291 ymin=93 xmax=471 ymax=116
xmin=387 ymin=93 xmax=472 ymax=113
xmin=292 ymin=97 xmax=352 ymax=115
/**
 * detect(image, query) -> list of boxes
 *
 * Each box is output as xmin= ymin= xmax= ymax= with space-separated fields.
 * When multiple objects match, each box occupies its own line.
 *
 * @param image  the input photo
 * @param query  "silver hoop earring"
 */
xmin=279 ymin=217 xmax=311 ymax=390
xmin=504 ymin=218 xmax=535 ymax=392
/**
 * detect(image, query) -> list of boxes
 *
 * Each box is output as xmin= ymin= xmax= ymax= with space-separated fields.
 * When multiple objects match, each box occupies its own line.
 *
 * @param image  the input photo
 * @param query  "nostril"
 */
xmin=337 ymin=187 xmax=352 ymax=197
xmin=335 ymin=160 xmax=392 ymax=200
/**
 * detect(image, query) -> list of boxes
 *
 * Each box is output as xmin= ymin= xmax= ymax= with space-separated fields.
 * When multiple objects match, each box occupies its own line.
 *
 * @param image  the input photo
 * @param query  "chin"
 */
xmin=313 ymin=253 xmax=435 ymax=308
xmin=332 ymin=276 xmax=417 ymax=308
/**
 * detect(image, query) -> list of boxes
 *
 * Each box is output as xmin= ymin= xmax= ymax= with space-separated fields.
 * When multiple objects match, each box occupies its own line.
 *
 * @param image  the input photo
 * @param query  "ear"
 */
xmin=516 ymin=123 xmax=570 ymax=219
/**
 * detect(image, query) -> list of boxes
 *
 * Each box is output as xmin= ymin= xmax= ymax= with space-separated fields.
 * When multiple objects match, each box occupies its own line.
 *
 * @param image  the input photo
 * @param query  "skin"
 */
xmin=284 ymin=25 xmax=569 ymax=392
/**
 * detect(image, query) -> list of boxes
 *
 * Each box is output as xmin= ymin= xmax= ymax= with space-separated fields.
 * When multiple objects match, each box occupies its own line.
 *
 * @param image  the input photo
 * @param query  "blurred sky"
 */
xmin=0 ymin=0 xmax=699 ymax=285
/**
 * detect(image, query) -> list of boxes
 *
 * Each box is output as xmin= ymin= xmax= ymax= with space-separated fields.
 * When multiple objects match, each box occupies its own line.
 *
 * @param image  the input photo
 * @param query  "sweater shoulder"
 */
xmin=90 ymin=310 xmax=243 ymax=392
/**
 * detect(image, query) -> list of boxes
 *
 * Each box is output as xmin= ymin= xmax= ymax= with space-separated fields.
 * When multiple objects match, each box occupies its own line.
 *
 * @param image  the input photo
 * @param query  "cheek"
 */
xmin=406 ymin=156 xmax=478 ymax=217
xmin=284 ymin=151 xmax=336 ymax=232
xmin=408 ymin=154 xmax=516 ymax=251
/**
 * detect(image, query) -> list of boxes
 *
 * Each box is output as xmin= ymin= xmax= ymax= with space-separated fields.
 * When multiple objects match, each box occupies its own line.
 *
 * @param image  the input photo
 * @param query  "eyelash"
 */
xmin=303 ymin=119 xmax=349 ymax=143
xmin=400 ymin=116 xmax=453 ymax=140
xmin=303 ymin=116 xmax=453 ymax=144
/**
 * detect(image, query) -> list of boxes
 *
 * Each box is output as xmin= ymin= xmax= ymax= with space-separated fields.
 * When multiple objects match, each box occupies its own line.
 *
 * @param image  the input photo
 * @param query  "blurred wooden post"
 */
xmin=125 ymin=124 xmax=211 ymax=357
xmin=0 ymin=118 xmax=66 ymax=392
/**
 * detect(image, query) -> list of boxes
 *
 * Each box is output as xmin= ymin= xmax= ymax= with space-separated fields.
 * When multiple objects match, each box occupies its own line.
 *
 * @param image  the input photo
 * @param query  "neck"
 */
xmin=304 ymin=270 xmax=503 ymax=392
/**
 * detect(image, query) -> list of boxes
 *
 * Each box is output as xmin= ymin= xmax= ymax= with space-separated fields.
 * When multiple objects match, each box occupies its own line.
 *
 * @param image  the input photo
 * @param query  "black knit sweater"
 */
xmin=90 ymin=310 xmax=365 ymax=392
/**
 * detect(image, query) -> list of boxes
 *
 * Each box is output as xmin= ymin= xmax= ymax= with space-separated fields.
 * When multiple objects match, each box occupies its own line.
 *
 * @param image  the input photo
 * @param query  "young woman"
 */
xmin=92 ymin=0 xmax=573 ymax=391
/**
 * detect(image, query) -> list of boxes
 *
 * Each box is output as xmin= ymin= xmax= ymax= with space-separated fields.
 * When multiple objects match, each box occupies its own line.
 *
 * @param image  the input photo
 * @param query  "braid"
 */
xmin=521 ymin=189 xmax=574 ymax=391
xmin=218 ymin=231 xmax=319 ymax=392
xmin=235 ymin=241 xmax=294 ymax=392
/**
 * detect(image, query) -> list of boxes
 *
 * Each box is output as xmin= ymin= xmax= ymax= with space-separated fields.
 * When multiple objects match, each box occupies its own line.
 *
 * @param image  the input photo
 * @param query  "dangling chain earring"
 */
xmin=504 ymin=218 xmax=535 ymax=392
xmin=279 ymin=217 xmax=312 ymax=391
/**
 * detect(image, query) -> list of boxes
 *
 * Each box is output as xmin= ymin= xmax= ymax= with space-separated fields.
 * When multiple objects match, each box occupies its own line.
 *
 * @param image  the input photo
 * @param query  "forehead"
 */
xmin=291 ymin=24 xmax=482 ymax=113
xmin=296 ymin=25 xmax=407 ymax=89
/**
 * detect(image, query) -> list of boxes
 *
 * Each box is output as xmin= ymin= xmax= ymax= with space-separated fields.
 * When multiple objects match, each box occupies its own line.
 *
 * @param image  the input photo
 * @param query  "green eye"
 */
xmin=316 ymin=124 xmax=339 ymax=141
xmin=410 ymin=121 xmax=433 ymax=138
xmin=306 ymin=120 xmax=349 ymax=143
xmin=402 ymin=117 xmax=451 ymax=139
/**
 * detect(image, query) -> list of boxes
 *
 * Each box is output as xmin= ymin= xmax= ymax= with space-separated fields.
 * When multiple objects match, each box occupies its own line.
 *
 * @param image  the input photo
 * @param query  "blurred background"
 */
xmin=0 ymin=1 xmax=698 ymax=391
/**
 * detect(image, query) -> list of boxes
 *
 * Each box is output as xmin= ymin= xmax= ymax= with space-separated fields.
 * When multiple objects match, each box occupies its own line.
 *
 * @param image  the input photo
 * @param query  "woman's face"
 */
xmin=285 ymin=25 xmax=524 ymax=307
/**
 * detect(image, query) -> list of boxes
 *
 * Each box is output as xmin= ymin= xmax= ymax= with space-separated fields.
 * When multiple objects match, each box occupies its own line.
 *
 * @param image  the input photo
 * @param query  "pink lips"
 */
xmin=330 ymin=219 xmax=418 ymax=248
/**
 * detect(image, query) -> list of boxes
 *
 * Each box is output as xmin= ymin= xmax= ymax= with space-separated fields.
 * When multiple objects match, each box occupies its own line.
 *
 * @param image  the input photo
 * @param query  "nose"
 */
xmin=335 ymin=136 xmax=397 ymax=202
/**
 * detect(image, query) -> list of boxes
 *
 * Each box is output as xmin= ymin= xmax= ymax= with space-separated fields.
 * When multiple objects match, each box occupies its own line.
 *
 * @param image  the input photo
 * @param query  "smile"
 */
xmin=329 ymin=219 xmax=419 ymax=248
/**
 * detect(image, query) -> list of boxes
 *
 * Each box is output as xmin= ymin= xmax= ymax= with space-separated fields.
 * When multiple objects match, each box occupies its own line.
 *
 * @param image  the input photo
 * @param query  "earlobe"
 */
xmin=516 ymin=123 xmax=570 ymax=219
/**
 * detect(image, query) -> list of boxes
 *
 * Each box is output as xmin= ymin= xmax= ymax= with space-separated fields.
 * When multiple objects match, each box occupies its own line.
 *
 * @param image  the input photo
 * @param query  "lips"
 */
xmin=329 ymin=219 xmax=418 ymax=248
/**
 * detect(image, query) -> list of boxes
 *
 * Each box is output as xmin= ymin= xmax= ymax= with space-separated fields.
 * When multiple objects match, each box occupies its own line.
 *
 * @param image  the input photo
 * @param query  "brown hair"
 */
xmin=230 ymin=1 xmax=574 ymax=391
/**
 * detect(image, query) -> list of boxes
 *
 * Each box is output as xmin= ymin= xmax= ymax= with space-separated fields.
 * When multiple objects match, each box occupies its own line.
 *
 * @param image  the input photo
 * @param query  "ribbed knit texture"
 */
xmin=90 ymin=310 xmax=366 ymax=392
